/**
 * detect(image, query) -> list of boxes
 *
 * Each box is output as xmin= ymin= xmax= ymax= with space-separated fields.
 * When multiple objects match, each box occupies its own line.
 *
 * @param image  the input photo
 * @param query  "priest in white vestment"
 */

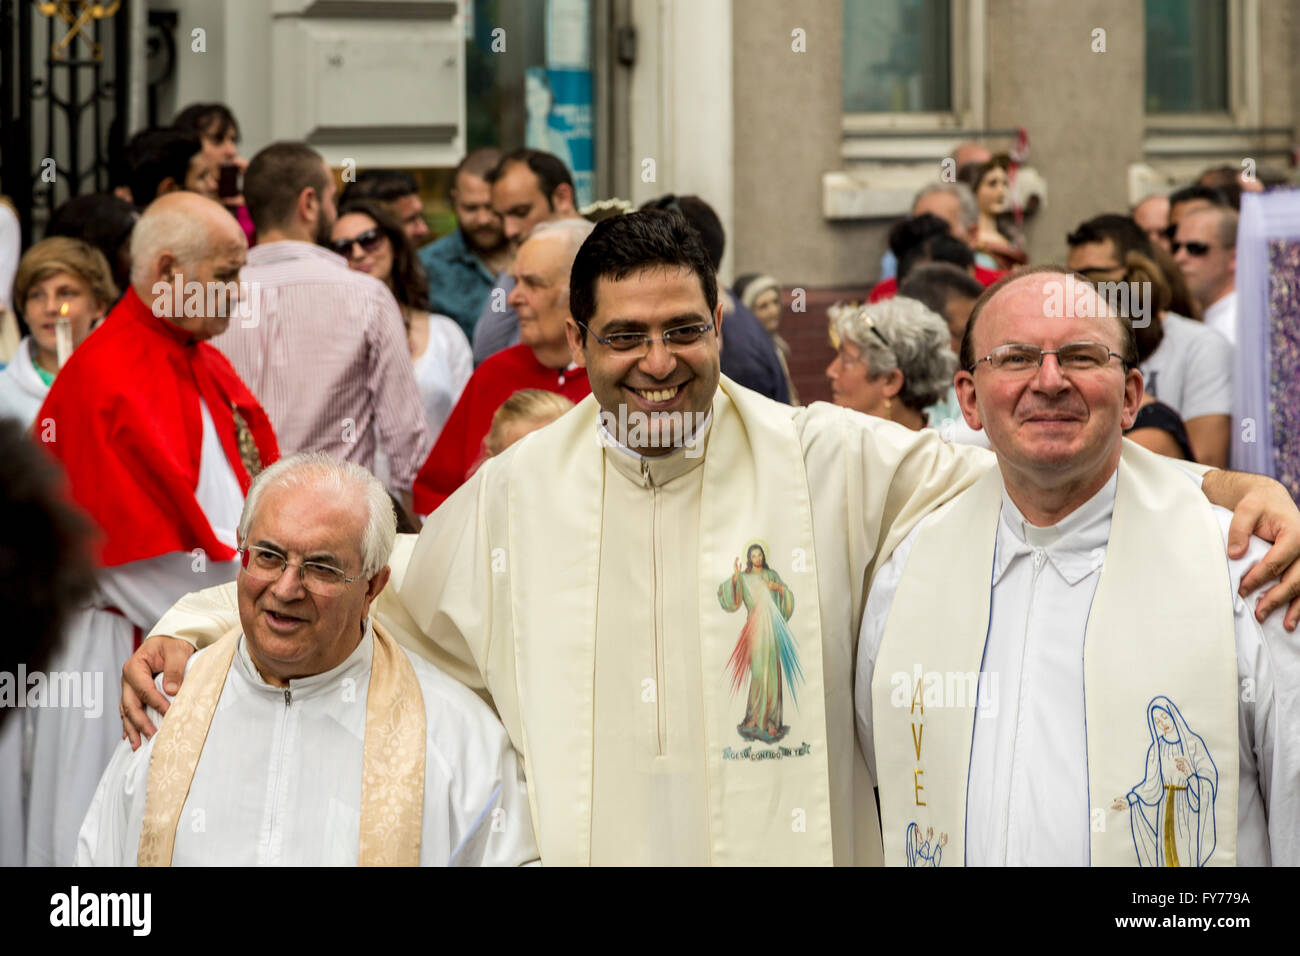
xmin=857 ymin=267 xmax=1299 ymax=866
xmin=78 ymin=453 xmax=536 ymax=866
xmin=24 ymin=193 xmax=279 ymax=867
xmin=124 ymin=216 xmax=1300 ymax=866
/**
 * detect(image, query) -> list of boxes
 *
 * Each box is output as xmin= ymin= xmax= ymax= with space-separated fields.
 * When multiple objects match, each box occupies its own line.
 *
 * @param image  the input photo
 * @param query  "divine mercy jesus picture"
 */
xmin=718 ymin=541 xmax=804 ymax=744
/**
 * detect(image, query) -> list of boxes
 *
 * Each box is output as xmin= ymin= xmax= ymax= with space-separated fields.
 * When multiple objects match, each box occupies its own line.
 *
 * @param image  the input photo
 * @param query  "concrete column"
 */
xmin=625 ymin=0 xmax=735 ymax=278
xmin=985 ymin=0 xmax=1145 ymax=261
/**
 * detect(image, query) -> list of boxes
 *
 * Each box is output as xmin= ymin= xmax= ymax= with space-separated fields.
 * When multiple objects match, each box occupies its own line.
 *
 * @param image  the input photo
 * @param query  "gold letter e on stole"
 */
xmin=911 ymin=678 xmax=925 ymax=806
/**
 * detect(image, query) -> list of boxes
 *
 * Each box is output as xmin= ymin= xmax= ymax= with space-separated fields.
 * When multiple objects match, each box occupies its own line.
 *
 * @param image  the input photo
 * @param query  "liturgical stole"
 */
xmin=138 ymin=623 xmax=427 ymax=866
xmin=872 ymin=442 xmax=1238 ymax=866
xmin=507 ymin=377 xmax=833 ymax=864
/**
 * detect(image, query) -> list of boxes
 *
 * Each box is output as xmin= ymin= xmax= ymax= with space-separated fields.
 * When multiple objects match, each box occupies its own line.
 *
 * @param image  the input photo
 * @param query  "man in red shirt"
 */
xmin=413 ymin=219 xmax=594 ymax=514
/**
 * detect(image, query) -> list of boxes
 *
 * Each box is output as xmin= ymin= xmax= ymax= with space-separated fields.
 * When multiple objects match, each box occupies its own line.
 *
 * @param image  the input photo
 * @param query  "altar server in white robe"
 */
xmin=25 ymin=193 xmax=279 ymax=866
xmin=0 ymin=236 xmax=114 ymax=868
xmin=857 ymin=266 xmax=1300 ymax=866
xmin=78 ymin=453 xmax=536 ymax=866
xmin=123 ymin=215 xmax=1300 ymax=867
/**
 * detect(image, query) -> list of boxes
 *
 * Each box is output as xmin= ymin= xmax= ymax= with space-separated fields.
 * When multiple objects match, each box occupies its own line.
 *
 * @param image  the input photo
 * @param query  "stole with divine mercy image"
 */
xmin=717 ymin=539 xmax=804 ymax=745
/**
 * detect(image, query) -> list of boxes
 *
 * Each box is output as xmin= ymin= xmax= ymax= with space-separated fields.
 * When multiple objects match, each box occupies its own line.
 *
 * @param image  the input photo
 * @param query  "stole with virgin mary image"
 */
xmin=1123 ymin=696 xmax=1219 ymax=867
xmin=718 ymin=540 xmax=804 ymax=744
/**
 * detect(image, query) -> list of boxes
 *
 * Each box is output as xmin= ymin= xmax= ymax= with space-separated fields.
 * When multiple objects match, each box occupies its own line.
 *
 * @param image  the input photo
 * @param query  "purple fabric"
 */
xmin=1231 ymin=190 xmax=1300 ymax=501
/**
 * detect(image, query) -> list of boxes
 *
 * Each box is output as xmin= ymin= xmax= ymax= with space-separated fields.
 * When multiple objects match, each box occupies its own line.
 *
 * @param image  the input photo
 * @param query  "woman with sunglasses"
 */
xmin=825 ymin=297 xmax=956 ymax=431
xmin=330 ymin=199 xmax=472 ymax=444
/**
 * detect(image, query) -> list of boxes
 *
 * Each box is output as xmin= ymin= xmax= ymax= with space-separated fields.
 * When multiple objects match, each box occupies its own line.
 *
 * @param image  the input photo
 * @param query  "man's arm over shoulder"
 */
xmin=146 ymin=581 xmax=240 ymax=649
xmin=797 ymin=402 xmax=996 ymax=581
xmin=1211 ymin=506 xmax=1300 ymax=865
xmin=378 ymin=535 xmax=487 ymax=700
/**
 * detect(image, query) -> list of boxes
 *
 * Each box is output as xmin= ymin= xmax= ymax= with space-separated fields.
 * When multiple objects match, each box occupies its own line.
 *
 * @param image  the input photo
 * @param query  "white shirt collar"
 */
xmin=235 ymin=617 xmax=374 ymax=698
xmin=993 ymin=470 xmax=1117 ymax=586
xmin=596 ymin=407 xmax=714 ymax=461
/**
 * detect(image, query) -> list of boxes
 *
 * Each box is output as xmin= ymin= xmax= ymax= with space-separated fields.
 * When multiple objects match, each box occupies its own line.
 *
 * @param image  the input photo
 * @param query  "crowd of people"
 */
xmin=814 ymin=144 xmax=1253 ymax=473
xmin=1 ymin=106 xmax=1298 ymax=869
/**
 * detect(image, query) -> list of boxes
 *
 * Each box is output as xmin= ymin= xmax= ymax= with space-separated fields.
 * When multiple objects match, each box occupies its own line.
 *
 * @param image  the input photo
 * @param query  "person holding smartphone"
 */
xmin=173 ymin=102 xmax=255 ymax=245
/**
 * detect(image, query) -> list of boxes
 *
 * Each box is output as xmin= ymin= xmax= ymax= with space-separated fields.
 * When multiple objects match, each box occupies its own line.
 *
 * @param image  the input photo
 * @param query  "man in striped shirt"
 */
xmin=211 ymin=142 xmax=430 ymax=509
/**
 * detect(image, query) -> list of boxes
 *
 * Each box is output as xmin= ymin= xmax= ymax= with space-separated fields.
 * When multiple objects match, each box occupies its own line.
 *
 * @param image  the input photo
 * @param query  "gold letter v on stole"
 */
xmin=911 ymin=678 xmax=925 ymax=806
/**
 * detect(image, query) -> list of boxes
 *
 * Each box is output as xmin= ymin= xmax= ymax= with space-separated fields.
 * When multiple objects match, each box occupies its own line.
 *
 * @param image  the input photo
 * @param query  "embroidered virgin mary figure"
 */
xmin=1123 ymin=696 xmax=1219 ymax=867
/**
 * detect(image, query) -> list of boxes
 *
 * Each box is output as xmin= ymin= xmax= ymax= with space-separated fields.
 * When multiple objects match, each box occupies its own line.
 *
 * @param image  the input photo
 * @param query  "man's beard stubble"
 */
xmin=461 ymin=222 xmax=508 ymax=257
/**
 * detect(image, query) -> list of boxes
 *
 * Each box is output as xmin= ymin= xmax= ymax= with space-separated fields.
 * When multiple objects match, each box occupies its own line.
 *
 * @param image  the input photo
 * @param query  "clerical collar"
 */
xmin=236 ymin=617 xmax=375 ymax=698
xmin=993 ymin=470 xmax=1116 ymax=585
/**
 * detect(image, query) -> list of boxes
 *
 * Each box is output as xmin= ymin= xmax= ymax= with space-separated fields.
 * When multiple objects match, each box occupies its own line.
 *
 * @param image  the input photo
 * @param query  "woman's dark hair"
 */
xmin=1119 ymin=251 xmax=1170 ymax=365
xmin=899 ymin=262 xmax=984 ymax=321
xmin=44 ymin=193 xmax=138 ymax=296
xmin=124 ymin=128 xmax=201 ymax=207
xmin=336 ymin=198 xmax=429 ymax=312
xmin=340 ymin=169 xmax=421 ymax=205
xmin=569 ymin=209 xmax=718 ymax=344
xmin=173 ymin=102 xmax=240 ymax=144
xmin=889 ymin=213 xmax=949 ymax=260
xmin=744 ymin=544 xmax=767 ymax=572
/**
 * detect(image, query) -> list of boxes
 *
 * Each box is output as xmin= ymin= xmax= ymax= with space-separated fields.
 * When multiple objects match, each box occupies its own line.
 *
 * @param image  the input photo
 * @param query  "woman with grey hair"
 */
xmin=825 ymin=296 xmax=957 ymax=430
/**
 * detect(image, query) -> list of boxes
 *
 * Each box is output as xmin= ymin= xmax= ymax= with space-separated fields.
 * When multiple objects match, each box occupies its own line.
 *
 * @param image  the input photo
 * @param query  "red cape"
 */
xmin=412 ymin=344 xmax=590 ymax=514
xmin=868 ymin=265 xmax=1005 ymax=303
xmin=36 ymin=287 xmax=279 ymax=567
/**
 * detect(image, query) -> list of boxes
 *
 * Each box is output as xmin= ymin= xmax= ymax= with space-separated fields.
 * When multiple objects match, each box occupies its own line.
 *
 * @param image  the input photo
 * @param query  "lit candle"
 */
xmin=55 ymin=302 xmax=73 ymax=370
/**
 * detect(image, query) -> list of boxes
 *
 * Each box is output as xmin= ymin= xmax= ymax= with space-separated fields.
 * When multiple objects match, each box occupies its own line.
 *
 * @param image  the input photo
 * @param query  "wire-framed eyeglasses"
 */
xmin=578 ymin=320 xmax=715 ymax=353
xmin=970 ymin=342 xmax=1130 ymax=374
xmin=238 ymin=545 xmax=362 ymax=596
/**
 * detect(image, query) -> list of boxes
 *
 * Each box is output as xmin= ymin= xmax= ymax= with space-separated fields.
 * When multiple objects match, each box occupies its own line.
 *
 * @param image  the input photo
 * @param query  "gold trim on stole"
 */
xmin=138 ymin=623 xmax=426 ymax=866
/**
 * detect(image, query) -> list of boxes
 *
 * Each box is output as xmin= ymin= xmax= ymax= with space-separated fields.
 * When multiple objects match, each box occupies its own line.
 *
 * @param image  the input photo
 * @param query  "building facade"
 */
xmin=6 ymin=0 xmax=1297 ymax=400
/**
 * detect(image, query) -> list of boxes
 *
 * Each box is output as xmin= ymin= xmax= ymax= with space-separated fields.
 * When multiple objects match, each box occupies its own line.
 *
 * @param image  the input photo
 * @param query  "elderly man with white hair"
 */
xmin=412 ymin=217 xmax=595 ymax=514
xmin=78 ymin=452 xmax=538 ymax=866
xmin=23 ymin=191 xmax=280 ymax=866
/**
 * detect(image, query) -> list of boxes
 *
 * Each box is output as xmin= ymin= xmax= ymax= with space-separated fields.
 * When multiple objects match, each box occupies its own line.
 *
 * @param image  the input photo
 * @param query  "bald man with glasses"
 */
xmin=857 ymin=265 xmax=1298 ymax=866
